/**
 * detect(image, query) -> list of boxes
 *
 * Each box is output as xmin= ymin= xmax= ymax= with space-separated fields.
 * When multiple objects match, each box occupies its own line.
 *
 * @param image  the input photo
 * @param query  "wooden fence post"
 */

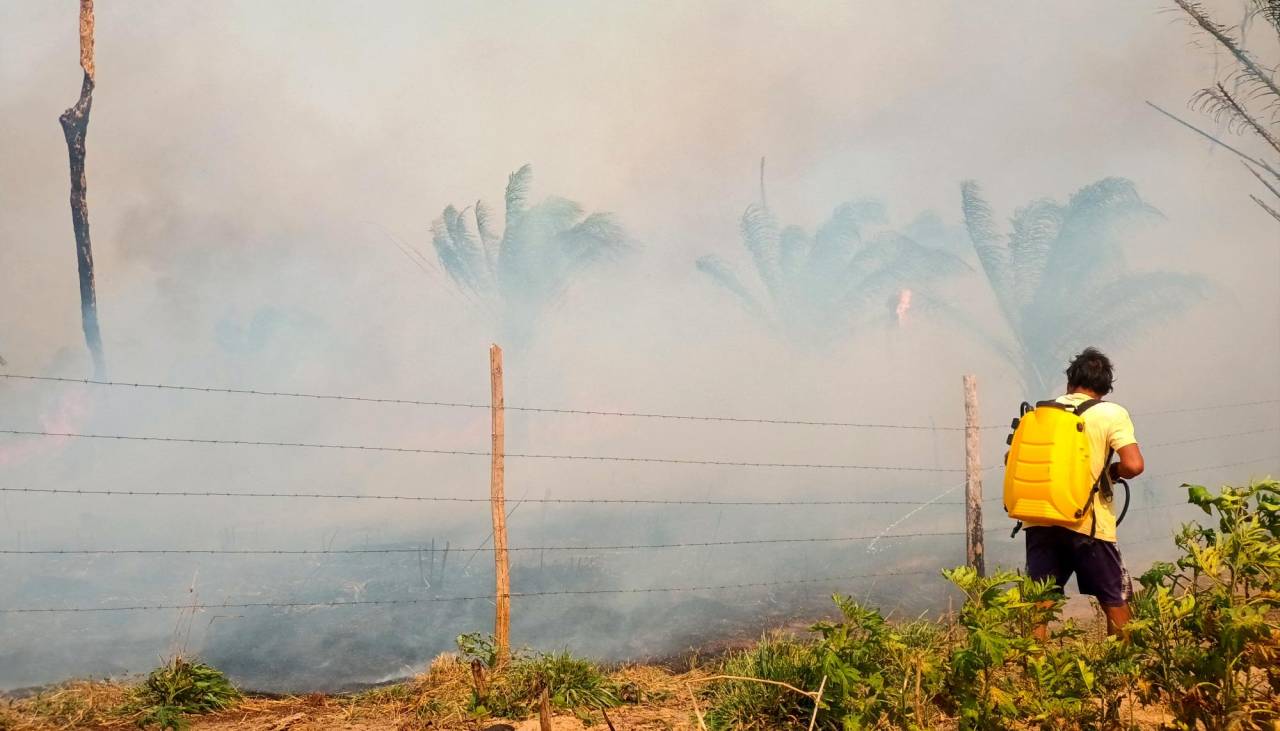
xmin=490 ymin=344 xmax=510 ymax=663
xmin=963 ymin=374 xmax=985 ymax=576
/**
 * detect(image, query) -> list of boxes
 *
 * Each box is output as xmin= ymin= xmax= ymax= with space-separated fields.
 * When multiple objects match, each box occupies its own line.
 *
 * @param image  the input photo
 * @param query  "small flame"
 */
xmin=895 ymin=288 xmax=913 ymax=326
xmin=0 ymin=385 xmax=92 ymax=467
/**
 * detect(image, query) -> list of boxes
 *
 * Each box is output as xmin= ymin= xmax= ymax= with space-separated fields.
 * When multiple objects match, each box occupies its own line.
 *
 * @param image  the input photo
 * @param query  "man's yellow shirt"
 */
xmin=1020 ymin=392 xmax=1138 ymax=543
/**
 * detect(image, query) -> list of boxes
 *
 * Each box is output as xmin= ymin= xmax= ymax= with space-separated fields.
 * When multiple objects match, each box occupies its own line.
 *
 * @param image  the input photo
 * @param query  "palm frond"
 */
xmin=808 ymin=198 xmax=886 ymax=267
xmin=696 ymin=255 xmax=770 ymax=321
xmin=1046 ymin=272 xmax=1212 ymax=365
xmin=431 ymin=218 xmax=472 ymax=292
xmin=1251 ymin=193 xmax=1280 ymax=223
xmin=739 ymin=203 xmax=782 ymax=298
xmin=902 ymin=210 xmax=963 ymax=251
xmin=558 ymin=212 xmax=628 ymax=272
xmin=443 ymin=205 xmax=490 ymax=292
xmin=505 ymin=164 xmax=533 ymax=224
xmin=1252 ymin=0 xmax=1280 ymax=34
xmin=1192 ymin=83 xmax=1280 ymax=155
xmin=903 ymin=290 xmax=1023 ymax=380
xmin=841 ymin=233 xmax=970 ymax=314
xmin=1006 ymin=199 xmax=1063 ymax=313
xmin=777 ymin=225 xmax=811 ymax=282
xmin=474 ymin=198 xmax=501 ymax=267
xmin=960 ymin=180 xmax=1013 ymax=317
xmin=1174 ymin=0 xmax=1280 ymax=103
xmin=1034 ymin=178 xmax=1161 ymax=308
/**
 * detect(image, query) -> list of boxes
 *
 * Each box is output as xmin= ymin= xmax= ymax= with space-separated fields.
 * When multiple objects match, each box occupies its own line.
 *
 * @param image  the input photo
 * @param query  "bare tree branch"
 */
xmin=60 ymin=0 xmax=105 ymax=376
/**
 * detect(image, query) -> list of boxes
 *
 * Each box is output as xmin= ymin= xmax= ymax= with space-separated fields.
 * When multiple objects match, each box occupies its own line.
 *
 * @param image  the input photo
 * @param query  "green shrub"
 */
xmin=704 ymin=633 xmax=820 ymax=730
xmin=705 ymin=596 xmax=949 ymax=730
xmin=942 ymin=567 xmax=1065 ymax=730
xmin=131 ymin=657 xmax=240 ymax=729
xmin=1129 ymin=479 xmax=1280 ymax=730
xmin=455 ymin=634 xmax=618 ymax=719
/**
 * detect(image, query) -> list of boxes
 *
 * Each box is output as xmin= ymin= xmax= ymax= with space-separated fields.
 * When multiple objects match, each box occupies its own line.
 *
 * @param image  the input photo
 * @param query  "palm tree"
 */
xmin=431 ymin=164 xmax=629 ymax=348
xmin=696 ymin=164 xmax=969 ymax=348
xmin=959 ymin=178 xmax=1209 ymax=396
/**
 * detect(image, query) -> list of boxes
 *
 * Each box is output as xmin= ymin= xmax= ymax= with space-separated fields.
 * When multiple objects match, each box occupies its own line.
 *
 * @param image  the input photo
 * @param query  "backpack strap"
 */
xmin=1073 ymin=398 xmax=1103 ymax=416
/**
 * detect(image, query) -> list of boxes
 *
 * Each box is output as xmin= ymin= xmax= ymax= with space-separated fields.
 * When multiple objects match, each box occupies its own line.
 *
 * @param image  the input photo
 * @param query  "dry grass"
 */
xmin=0 ymin=658 xmax=708 ymax=731
xmin=0 ymin=680 xmax=138 ymax=730
xmin=0 ymin=660 xmax=1193 ymax=731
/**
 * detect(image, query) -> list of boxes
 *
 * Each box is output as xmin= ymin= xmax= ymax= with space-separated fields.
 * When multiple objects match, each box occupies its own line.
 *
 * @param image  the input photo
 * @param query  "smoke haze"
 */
xmin=0 ymin=0 xmax=1277 ymax=691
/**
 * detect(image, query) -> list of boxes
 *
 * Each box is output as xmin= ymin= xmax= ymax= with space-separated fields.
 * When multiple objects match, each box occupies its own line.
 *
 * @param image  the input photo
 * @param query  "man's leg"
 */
xmin=1101 ymin=603 xmax=1131 ymax=638
xmin=1073 ymin=536 xmax=1133 ymax=638
xmin=1025 ymin=527 xmax=1070 ymax=641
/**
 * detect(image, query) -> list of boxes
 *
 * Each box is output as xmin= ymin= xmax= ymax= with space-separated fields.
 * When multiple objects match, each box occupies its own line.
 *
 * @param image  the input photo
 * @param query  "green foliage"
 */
xmin=130 ymin=657 xmax=240 ymax=729
xmin=958 ymin=178 xmax=1207 ymax=395
xmin=697 ymin=182 xmax=968 ymax=348
xmin=1128 ymin=479 xmax=1280 ymax=730
xmin=702 ymin=484 xmax=1280 ymax=731
xmin=455 ymin=634 xmax=619 ymax=720
xmin=456 ymin=631 xmax=502 ymax=667
xmin=705 ymin=597 xmax=949 ymax=730
xmin=703 ymin=633 xmax=821 ymax=730
xmin=942 ymin=567 xmax=1074 ymax=730
xmin=431 ymin=164 xmax=630 ymax=348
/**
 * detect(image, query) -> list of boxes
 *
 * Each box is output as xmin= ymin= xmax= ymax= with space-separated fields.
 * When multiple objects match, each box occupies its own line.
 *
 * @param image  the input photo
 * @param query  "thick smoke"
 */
xmin=0 ymin=0 xmax=1277 ymax=692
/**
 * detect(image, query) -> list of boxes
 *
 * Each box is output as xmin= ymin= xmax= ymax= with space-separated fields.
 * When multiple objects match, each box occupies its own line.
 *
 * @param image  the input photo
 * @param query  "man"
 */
xmin=1025 ymin=347 xmax=1145 ymax=637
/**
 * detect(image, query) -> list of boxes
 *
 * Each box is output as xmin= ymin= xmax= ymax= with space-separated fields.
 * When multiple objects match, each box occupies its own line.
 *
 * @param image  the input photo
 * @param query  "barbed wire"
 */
xmin=9 ymin=374 xmax=1278 ymax=431
xmin=0 ymin=374 xmax=982 ymax=431
xmin=1148 ymin=454 xmax=1278 ymax=479
xmin=1130 ymin=398 xmax=1280 ymax=417
xmin=0 ymin=429 xmax=964 ymax=472
xmin=1145 ymin=426 xmax=1280 ymax=449
xmin=0 ymin=486 xmax=965 ymax=506
xmin=0 ymin=569 xmax=939 ymax=614
xmin=0 ymin=530 xmax=966 ymax=556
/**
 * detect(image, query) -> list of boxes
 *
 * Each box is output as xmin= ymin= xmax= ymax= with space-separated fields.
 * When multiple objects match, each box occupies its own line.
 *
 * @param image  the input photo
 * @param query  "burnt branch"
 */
xmin=60 ymin=0 xmax=104 ymax=376
xmin=59 ymin=72 xmax=105 ymax=377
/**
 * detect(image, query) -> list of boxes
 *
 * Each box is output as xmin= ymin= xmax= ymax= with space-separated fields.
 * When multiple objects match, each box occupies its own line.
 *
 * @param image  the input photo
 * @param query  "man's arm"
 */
xmin=1112 ymin=443 xmax=1144 ymax=479
xmin=1106 ymin=406 xmax=1143 ymax=480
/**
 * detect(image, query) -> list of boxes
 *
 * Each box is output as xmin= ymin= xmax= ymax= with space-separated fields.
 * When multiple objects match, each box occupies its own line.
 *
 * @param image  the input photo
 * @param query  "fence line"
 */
xmin=0 ymin=569 xmax=940 ymax=614
xmin=0 ymin=486 xmax=966 ymax=506
xmin=7 ymin=373 xmax=1277 ymax=429
xmin=1144 ymin=426 xmax=1280 ymax=449
xmin=0 ymin=429 xmax=965 ymax=471
xmin=0 ymin=373 xmax=989 ymax=430
xmin=1148 ymin=454 xmax=1279 ymax=478
xmin=1131 ymin=399 xmax=1280 ymax=416
xmin=3 ymin=366 xmax=1275 ymax=630
xmin=0 ymin=530 xmax=967 ymax=557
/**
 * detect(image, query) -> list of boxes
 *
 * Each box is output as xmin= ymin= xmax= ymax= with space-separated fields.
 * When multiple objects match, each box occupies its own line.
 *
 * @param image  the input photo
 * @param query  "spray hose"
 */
xmin=1114 ymin=477 xmax=1131 ymax=526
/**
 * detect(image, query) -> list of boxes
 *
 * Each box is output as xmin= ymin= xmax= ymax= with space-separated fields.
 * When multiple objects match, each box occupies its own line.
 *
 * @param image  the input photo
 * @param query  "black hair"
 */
xmin=1065 ymin=347 xmax=1114 ymax=396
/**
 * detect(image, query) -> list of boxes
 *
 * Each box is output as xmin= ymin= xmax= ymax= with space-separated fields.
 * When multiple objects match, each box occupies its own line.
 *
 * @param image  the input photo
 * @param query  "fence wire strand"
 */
xmin=0 ymin=374 xmax=980 ymax=430
xmin=0 ymin=569 xmax=939 ymax=614
xmin=0 ymin=429 xmax=964 ymax=472
xmin=0 ymin=486 xmax=964 ymax=506
xmin=0 ymin=530 xmax=966 ymax=556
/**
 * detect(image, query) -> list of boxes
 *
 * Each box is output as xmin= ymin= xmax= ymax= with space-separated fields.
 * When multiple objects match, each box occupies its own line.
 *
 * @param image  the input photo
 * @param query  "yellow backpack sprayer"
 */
xmin=1003 ymin=399 xmax=1130 ymax=538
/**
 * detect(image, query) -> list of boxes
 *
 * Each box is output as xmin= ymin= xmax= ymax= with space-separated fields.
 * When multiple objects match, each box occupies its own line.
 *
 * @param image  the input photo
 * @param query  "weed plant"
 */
xmin=131 ymin=657 xmax=240 ymax=730
xmin=456 ymin=633 xmax=620 ymax=720
xmin=703 ymin=479 xmax=1279 ymax=730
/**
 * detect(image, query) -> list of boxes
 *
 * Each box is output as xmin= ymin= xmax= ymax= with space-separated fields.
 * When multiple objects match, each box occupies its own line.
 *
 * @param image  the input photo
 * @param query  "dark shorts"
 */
xmin=1025 ymin=526 xmax=1132 ymax=607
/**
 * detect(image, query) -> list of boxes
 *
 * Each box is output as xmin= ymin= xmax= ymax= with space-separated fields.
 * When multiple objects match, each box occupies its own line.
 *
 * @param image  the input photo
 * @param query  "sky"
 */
xmin=0 ymin=0 xmax=1277 ymax=691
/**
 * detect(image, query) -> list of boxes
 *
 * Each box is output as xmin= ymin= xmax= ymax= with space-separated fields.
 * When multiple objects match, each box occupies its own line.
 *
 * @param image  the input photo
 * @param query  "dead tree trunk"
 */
xmin=59 ymin=0 xmax=105 ymax=377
